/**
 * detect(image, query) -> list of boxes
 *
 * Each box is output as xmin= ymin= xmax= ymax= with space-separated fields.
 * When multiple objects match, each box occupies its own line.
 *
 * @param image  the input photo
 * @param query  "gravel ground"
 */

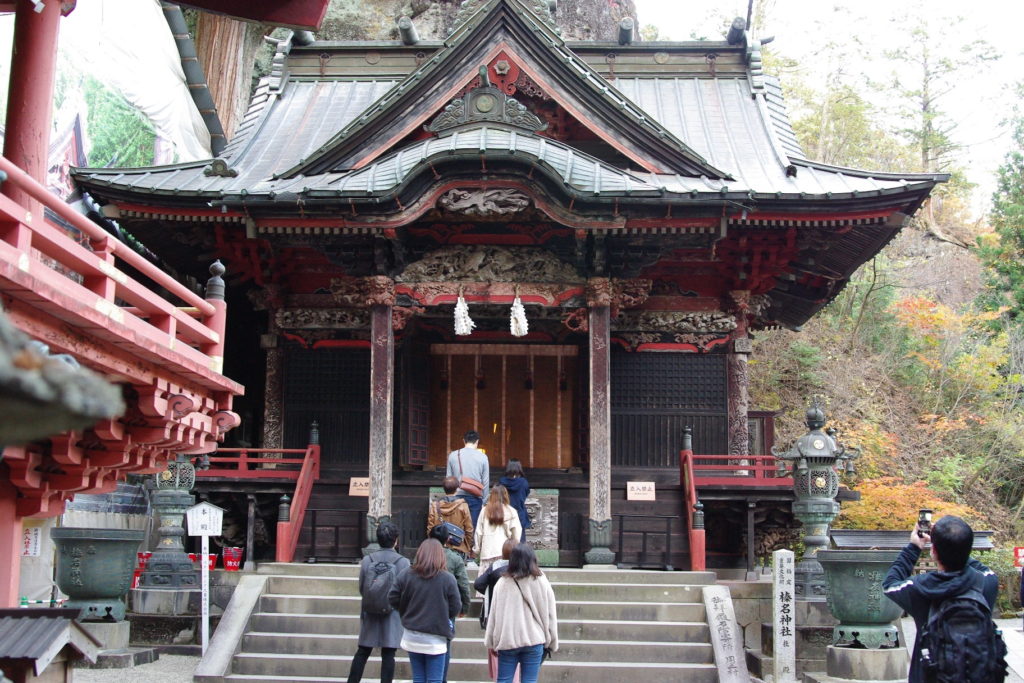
xmin=75 ymin=654 xmax=200 ymax=683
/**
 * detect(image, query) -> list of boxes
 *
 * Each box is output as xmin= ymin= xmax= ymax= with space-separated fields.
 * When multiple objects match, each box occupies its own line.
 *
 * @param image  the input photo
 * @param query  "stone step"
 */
xmin=264 ymin=574 xmax=707 ymax=602
xmin=256 ymin=563 xmax=716 ymax=585
xmin=250 ymin=613 xmax=710 ymax=642
xmin=257 ymin=595 xmax=705 ymax=622
xmin=240 ymin=632 xmax=713 ymax=663
xmin=230 ymin=653 xmax=719 ymax=683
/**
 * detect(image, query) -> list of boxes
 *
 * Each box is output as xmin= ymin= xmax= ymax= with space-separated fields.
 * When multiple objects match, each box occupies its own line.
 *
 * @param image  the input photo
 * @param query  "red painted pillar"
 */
xmin=2 ymin=0 xmax=62 ymax=208
xmin=0 ymin=477 xmax=24 ymax=607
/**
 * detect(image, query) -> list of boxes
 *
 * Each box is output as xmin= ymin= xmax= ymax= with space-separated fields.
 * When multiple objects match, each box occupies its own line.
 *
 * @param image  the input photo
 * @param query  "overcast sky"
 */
xmin=634 ymin=0 xmax=1024 ymax=216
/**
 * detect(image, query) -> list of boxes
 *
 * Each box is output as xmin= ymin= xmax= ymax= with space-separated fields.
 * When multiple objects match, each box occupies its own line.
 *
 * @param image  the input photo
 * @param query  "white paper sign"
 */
xmin=22 ymin=527 xmax=41 ymax=557
xmin=186 ymin=501 xmax=224 ymax=658
xmin=626 ymin=481 xmax=656 ymax=501
xmin=186 ymin=501 xmax=224 ymax=537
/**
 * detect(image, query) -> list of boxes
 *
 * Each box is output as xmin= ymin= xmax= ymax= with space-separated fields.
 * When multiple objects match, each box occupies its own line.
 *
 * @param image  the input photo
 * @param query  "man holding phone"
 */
xmin=882 ymin=514 xmax=1003 ymax=683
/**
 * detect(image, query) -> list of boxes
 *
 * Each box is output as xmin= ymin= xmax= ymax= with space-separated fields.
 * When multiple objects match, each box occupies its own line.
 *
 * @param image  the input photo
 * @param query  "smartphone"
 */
xmin=917 ymin=509 xmax=933 ymax=538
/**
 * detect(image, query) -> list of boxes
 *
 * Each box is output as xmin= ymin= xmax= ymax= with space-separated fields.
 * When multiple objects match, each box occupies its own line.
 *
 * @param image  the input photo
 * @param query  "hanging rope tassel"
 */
xmin=510 ymin=295 xmax=528 ymax=337
xmin=454 ymin=295 xmax=476 ymax=336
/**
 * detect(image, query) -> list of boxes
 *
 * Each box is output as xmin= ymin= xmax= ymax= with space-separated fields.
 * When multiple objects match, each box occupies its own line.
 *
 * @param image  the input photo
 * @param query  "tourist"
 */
xmin=498 ymin=459 xmax=531 ymax=542
xmin=428 ymin=524 xmax=470 ymax=683
xmin=346 ymin=521 xmax=409 ymax=683
xmin=882 ymin=516 xmax=1001 ymax=683
xmin=446 ymin=430 xmax=489 ymax=529
xmin=484 ymin=543 xmax=558 ymax=683
xmin=427 ymin=476 xmax=475 ymax=560
xmin=474 ymin=538 xmax=519 ymax=682
xmin=389 ymin=538 xmax=462 ymax=683
xmin=473 ymin=484 xmax=522 ymax=574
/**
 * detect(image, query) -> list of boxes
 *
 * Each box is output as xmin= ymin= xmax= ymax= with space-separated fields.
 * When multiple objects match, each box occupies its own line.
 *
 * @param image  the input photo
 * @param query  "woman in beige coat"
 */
xmin=473 ymin=484 xmax=522 ymax=573
xmin=484 ymin=543 xmax=558 ymax=683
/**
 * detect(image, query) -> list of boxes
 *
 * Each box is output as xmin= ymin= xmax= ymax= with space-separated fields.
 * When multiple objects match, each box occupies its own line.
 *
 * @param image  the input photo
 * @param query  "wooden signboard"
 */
xmin=349 ymin=477 xmax=370 ymax=497
xmin=626 ymin=481 xmax=656 ymax=501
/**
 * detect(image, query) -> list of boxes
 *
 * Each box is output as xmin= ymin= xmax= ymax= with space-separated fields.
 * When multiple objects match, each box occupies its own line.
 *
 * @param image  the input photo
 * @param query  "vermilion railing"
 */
xmin=195 ymin=448 xmax=311 ymax=480
xmin=680 ymin=437 xmax=705 ymax=571
xmin=691 ymin=454 xmax=793 ymax=488
xmin=0 ymin=154 xmax=226 ymax=374
xmin=680 ymin=432 xmax=794 ymax=570
xmin=193 ymin=442 xmax=322 ymax=563
xmin=276 ymin=442 xmax=321 ymax=562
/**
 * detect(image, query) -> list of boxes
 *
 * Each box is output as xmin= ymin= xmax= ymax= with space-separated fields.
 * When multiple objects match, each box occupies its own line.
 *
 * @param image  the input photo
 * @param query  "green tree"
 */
xmin=82 ymin=75 xmax=156 ymax=168
xmin=978 ymin=113 xmax=1024 ymax=323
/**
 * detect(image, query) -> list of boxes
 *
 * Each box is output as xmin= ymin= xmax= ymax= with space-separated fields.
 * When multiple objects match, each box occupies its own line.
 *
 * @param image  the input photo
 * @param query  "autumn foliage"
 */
xmin=835 ymin=478 xmax=981 ymax=531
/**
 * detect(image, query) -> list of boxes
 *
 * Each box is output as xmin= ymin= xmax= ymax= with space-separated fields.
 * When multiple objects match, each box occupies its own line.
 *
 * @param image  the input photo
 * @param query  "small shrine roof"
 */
xmin=0 ymin=609 xmax=99 ymax=672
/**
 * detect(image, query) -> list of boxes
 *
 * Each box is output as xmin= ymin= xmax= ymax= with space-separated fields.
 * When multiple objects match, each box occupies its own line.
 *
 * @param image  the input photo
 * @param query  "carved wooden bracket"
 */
xmin=364 ymin=276 xmax=396 ymax=307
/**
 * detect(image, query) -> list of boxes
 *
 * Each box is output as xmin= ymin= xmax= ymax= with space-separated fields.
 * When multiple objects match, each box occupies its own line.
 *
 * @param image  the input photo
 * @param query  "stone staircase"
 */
xmin=197 ymin=562 xmax=722 ymax=682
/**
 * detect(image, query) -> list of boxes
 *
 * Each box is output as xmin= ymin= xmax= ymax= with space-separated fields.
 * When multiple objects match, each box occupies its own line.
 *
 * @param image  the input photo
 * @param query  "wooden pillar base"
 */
xmin=0 ymin=477 xmax=24 ymax=607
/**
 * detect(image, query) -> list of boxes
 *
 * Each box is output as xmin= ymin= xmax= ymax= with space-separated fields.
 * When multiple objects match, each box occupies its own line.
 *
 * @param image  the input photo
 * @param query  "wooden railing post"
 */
xmin=691 ymin=501 xmax=706 ymax=571
xmin=202 ymin=261 xmax=227 ymax=374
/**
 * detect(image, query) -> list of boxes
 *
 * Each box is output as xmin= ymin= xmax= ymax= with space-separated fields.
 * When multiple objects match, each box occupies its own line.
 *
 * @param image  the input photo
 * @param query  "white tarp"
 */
xmin=0 ymin=0 xmax=211 ymax=165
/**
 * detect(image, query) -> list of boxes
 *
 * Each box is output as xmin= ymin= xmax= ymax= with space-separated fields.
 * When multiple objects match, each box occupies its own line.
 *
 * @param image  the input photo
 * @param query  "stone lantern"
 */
xmin=137 ymin=454 xmax=198 ymax=590
xmin=771 ymin=405 xmax=859 ymax=600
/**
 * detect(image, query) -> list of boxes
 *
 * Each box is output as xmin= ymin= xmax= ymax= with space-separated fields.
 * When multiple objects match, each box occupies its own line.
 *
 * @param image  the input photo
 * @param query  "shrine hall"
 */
xmin=71 ymin=0 xmax=944 ymax=569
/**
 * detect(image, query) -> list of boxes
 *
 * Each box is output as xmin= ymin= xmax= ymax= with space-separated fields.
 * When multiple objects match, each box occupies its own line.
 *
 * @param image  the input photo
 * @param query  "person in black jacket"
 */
xmin=882 ymin=515 xmax=999 ymax=683
xmin=388 ymin=539 xmax=462 ymax=683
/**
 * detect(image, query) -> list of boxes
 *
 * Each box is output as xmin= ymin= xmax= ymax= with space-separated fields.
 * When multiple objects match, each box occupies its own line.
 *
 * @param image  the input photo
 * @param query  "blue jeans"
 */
xmin=408 ymin=651 xmax=446 ymax=683
xmin=497 ymin=644 xmax=544 ymax=683
xmin=458 ymin=493 xmax=483 ymax=529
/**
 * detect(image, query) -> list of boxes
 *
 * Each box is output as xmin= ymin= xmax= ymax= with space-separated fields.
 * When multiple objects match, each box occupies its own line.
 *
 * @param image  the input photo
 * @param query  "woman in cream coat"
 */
xmin=473 ymin=484 xmax=522 ymax=573
xmin=484 ymin=543 xmax=558 ymax=683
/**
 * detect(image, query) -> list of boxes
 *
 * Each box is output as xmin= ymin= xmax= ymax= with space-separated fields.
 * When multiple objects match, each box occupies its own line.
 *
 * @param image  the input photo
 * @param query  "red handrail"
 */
xmin=0 ymin=155 xmax=230 ymax=379
xmin=0 ymin=155 xmax=213 ymax=315
xmin=680 ymin=446 xmax=705 ymax=571
xmin=275 ymin=443 xmax=321 ymax=562
xmin=690 ymin=454 xmax=792 ymax=487
xmin=195 ymin=448 xmax=310 ymax=480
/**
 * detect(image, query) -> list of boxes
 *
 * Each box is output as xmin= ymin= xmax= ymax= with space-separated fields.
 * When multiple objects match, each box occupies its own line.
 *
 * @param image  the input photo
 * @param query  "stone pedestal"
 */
xmin=754 ymin=598 xmax=837 ymax=679
xmin=803 ymin=646 xmax=909 ymax=683
xmin=80 ymin=621 xmax=130 ymax=650
xmin=130 ymin=587 xmax=202 ymax=615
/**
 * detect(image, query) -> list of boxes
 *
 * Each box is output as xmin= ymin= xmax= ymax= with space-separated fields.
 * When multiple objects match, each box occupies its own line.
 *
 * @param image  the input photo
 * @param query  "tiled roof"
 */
xmin=75 ymin=71 xmax=940 ymax=203
xmin=222 ymin=124 xmax=662 ymax=199
xmin=0 ymin=609 xmax=99 ymax=670
xmin=830 ymin=529 xmax=995 ymax=551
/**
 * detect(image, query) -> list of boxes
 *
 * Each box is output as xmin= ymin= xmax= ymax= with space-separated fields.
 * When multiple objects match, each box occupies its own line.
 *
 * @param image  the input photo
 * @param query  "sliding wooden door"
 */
xmin=429 ymin=344 xmax=577 ymax=470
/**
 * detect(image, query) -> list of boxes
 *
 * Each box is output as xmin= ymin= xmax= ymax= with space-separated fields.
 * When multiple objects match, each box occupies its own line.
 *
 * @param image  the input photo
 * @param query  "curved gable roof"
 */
xmin=280 ymin=0 xmax=729 ymax=179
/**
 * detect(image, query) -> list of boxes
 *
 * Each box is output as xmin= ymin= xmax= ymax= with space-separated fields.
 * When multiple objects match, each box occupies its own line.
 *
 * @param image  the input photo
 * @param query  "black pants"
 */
xmin=347 ymin=645 xmax=396 ymax=683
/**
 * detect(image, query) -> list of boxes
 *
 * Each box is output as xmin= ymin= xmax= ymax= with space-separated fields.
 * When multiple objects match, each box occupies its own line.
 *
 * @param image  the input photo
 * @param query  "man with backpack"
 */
xmin=882 ymin=515 xmax=1005 ymax=683
xmin=427 ymin=476 xmax=475 ymax=561
xmin=347 ymin=521 xmax=410 ymax=683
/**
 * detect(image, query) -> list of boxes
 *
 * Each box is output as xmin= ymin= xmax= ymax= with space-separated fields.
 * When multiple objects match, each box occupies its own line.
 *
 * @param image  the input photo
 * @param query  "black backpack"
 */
xmin=362 ymin=552 xmax=399 ymax=615
xmin=918 ymin=587 xmax=1008 ymax=683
